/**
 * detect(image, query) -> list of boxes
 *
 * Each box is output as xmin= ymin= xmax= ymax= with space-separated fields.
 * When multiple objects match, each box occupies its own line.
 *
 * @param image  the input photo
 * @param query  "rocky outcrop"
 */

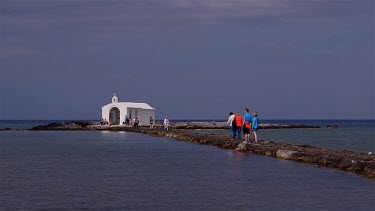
xmin=327 ymin=125 xmax=340 ymax=128
xmin=172 ymin=121 xmax=228 ymax=129
xmin=31 ymin=121 xmax=98 ymax=130
xmin=258 ymin=123 xmax=321 ymax=129
xmin=170 ymin=122 xmax=321 ymax=129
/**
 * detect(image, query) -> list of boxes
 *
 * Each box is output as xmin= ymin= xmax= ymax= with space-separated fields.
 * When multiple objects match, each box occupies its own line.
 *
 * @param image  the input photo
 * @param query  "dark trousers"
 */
xmin=237 ymin=127 xmax=242 ymax=140
xmin=231 ymin=126 xmax=236 ymax=139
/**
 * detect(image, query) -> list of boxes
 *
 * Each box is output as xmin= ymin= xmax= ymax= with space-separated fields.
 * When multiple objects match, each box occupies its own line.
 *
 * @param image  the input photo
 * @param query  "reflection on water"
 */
xmin=226 ymin=150 xmax=252 ymax=160
xmin=100 ymin=131 xmax=128 ymax=140
xmin=0 ymin=131 xmax=374 ymax=210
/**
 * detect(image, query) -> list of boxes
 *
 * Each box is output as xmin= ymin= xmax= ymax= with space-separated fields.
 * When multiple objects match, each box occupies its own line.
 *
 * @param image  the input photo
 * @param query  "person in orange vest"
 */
xmin=234 ymin=112 xmax=244 ymax=140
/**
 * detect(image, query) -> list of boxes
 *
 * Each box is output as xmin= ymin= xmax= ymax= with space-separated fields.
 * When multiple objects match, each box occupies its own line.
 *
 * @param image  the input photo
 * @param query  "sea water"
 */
xmin=190 ymin=120 xmax=375 ymax=153
xmin=1 ymin=120 xmax=374 ymax=152
xmin=0 ymin=129 xmax=374 ymax=210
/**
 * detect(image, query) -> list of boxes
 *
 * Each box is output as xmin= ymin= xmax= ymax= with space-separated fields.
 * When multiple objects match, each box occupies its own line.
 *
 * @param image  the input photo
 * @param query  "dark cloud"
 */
xmin=0 ymin=0 xmax=374 ymax=120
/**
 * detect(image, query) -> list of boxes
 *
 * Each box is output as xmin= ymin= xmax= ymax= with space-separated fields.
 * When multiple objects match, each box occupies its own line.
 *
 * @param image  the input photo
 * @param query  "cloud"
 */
xmin=162 ymin=0 xmax=373 ymax=18
xmin=1 ymin=0 xmax=372 ymax=57
xmin=0 ymin=45 xmax=41 ymax=58
xmin=1 ymin=0 xmax=372 ymax=26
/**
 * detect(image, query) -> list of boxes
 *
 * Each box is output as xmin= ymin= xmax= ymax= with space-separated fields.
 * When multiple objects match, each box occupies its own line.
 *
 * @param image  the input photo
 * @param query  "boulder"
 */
xmin=276 ymin=149 xmax=298 ymax=159
xmin=327 ymin=125 xmax=340 ymax=128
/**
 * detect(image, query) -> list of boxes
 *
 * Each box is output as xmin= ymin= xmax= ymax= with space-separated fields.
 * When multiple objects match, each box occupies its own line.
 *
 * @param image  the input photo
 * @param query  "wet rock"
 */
xmin=327 ymin=125 xmax=340 ymax=128
xmin=31 ymin=121 xmax=97 ymax=130
xmin=236 ymin=143 xmax=248 ymax=151
xmin=172 ymin=121 xmax=228 ymax=129
xmin=276 ymin=149 xmax=298 ymax=159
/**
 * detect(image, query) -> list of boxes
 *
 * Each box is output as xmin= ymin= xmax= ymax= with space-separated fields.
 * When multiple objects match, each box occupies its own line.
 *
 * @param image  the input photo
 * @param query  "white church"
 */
xmin=102 ymin=94 xmax=156 ymax=126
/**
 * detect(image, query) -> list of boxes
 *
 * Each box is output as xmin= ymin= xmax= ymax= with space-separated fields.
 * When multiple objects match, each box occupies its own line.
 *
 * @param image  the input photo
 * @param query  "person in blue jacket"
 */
xmin=242 ymin=108 xmax=252 ymax=144
xmin=252 ymin=112 xmax=259 ymax=143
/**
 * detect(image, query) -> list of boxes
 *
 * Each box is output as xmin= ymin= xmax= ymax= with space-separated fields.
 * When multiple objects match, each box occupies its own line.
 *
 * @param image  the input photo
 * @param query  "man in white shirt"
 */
xmin=226 ymin=112 xmax=236 ymax=140
xmin=163 ymin=116 xmax=169 ymax=131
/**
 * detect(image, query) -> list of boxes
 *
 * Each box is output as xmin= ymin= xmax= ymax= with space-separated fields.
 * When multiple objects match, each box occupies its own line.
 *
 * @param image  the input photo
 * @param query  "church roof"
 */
xmin=102 ymin=94 xmax=155 ymax=110
xmin=102 ymin=102 xmax=155 ymax=110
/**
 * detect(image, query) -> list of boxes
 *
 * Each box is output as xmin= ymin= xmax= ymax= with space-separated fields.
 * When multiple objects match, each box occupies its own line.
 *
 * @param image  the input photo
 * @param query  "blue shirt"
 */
xmin=252 ymin=117 xmax=258 ymax=129
xmin=243 ymin=113 xmax=251 ymax=123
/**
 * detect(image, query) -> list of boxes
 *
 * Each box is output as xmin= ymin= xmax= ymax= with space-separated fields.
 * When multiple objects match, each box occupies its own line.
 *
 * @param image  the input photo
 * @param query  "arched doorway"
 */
xmin=109 ymin=107 xmax=120 ymax=125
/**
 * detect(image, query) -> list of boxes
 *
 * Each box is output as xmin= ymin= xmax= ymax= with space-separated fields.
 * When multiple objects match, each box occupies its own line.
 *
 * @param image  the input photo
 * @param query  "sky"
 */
xmin=0 ymin=0 xmax=374 ymax=120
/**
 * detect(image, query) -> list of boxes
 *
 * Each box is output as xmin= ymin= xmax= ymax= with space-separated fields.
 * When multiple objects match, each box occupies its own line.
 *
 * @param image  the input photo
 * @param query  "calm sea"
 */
xmin=0 ymin=120 xmax=375 ymax=153
xmin=191 ymin=120 xmax=375 ymax=153
xmin=1 ymin=130 xmax=374 ymax=210
xmin=3 ymin=119 xmax=373 ymax=152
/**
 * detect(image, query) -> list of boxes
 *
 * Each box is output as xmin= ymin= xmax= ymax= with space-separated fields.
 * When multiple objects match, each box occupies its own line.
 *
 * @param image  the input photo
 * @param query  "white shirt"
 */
xmin=227 ymin=114 xmax=235 ymax=126
xmin=164 ymin=118 xmax=169 ymax=126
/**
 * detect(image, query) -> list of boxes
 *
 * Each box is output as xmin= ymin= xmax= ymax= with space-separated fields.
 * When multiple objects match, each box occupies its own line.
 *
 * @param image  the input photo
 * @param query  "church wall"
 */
xmin=102 ymin=101 xmax=155 ymax=126
xmin=102 ymin=107 xmax=109 ymax=122
xmin=117 ymin=104 xmax=127 ymax=125
xmin=137 ymin=109 xmax=155 ymax=126
xmin=126 ymin=108 xmax=155 ymax=126
xmin=102 ymin=104 xmax=125 ymax=125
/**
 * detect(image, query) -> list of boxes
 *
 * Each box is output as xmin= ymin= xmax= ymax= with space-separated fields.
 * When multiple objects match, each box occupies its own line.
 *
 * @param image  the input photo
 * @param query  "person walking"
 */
xmin=252 ymin=112 xmax=259 ymax=143
xmin=149 ymin=117 xmax=154 ymax=129
xmin=226 ymin=112 xmax=236 ymax=140
xmin=242 ymin=108 xmax=252 ymax=144
xmin=163 ymin=116 xmax=169 ymax=131
xmin=125 ymin=116 xmax=129 ymax=125
xmin=234 ymin=112 xmax=243 ymax=140
xmin=134 ymin=118 xmax=139 ymax=127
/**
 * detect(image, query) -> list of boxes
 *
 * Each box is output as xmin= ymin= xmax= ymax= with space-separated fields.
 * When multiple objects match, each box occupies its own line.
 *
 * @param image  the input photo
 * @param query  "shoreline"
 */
xmin=10 ymin=121 xmax=375 ymax=179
